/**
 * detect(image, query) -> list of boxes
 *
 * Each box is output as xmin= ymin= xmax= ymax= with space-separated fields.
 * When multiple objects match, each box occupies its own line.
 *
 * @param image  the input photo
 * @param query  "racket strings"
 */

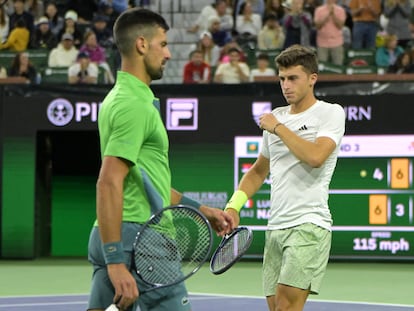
xmin=134 ymin=208 xmax=211 ymax=285
xmin=210 ymin=229 xmax=251 ymax=272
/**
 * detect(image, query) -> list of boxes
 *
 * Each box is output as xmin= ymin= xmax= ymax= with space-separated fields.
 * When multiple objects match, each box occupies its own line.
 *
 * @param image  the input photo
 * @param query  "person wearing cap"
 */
xmin=68 ymin=50 xmax=98 ymax=84
xmin=48 ymin=33 xmax=79 ymax=67
xmin=190 ymin=31 xmax=221 ymax=67
xmin=91 ymin=14 xmax=114 ymax=48
xmin=58 ymin=10 xmax=83 ymax=48
xmin=207 ymin=15 xmax=232 ymax=47
xmin=66 ymin=0 xmax=98 ymax=24
xmin=30 ymin=16 xmax=58 ymax=49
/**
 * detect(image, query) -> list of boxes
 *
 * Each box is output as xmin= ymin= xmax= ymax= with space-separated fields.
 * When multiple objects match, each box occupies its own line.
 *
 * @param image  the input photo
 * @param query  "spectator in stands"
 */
xmin=68 ymin=51 xmax=98 ymax=84
xmin=0 ymin=18 xmax=30 ymax=51
xmin=0 ymin=65 xmax=7 ymax=78
xmin=303 ymin=0 xmax=321 ymax=18
xmin=91 ymin=14 xmax=114 ymax=49
xmin=349 ymin=0 xmax=381 ymax=49
xmin=192 ymin=31 xmax=221 ymax=67
xmin=44 ymin=2 xmax=64 ymax=36
xmin=387 ymin=50 xmax=414 ymax=73
xmin=8 ymin=0 xmax=34 ymax=38
xmin=79 ymin=29 xmax=114 ymax=83
xmin=207 ymin=15 xmax=233 ymax=47
xmin=282 ymin=0 xmax=313 ymax=49
xmin=66 ymin=0 xmax=98 ymax=24
xmin=30 ymin=16 xmax=58 ymax=49
xmin=314 ymin=0 xmax=346 ymax=65
xmin=48 ymin=33 xmax=79 ymax=67
xmin=234 ymin=0 xmax=266 ymax=19
xmin=98 ymin=2 xmax=118 ymax=30
xmin=219 ymin=40 xmax=248 ymax=63
xmin=26 ymin=0 xmax=45 ymax=22
xmin=257 ymin=13 xmax=285 ymax=50
xmin=375 ymin=33 xmax=404 ymax=67
xmin=183 ymin=49 xmax=212 ymax=84
xmin=58 ymin=10 xmax=83 ymax=48
xmin=214 ymin=47 xmax=250 ymax=83
xmin=235 ymin=0 xmax=263 ymax=48
xmin=188 ymin=0 xmax=233 ymax=35
xmin=8 ymin=51 xmax=37 ymax=83
xmin=265 ymin=0 xmax=286 ymax=23
xmin=383 ymin=0 xmax=412 ymax=48
xmin=0 ymin=6 xmax=9 ymax=43
xmin=249 ymin=51 xmax=276 ymax=81
xmin=101 ymin=0 xmax=128 ymax=16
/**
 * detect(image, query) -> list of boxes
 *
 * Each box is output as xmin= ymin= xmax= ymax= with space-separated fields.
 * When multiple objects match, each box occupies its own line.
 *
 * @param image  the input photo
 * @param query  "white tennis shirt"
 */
xmin=261 ymin=100 xmax=346 ymax=231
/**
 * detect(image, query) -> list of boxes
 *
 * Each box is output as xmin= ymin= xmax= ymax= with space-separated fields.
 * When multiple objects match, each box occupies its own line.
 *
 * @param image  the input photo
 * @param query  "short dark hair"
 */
xmin=228 ymin=47 xmax=240 ymax=54
xmin=257 ymin=53 xmax=269 ymax=61
xmin=275 ymin=45 xmax=318 ymax=74
xmin=114 ymin=8 xmax=169 ymax=56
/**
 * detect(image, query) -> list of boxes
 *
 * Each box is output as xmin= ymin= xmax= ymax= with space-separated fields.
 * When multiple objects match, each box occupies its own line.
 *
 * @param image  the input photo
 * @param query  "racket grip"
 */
xmin=105 ymin=304 xmax=119 ymax=311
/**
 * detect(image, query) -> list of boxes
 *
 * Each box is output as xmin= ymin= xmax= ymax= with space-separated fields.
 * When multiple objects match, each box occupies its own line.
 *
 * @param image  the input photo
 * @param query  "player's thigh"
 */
xmin=263 ymin=229 xmax=284 ymax=297
xmin=138 ymin=282 xmax=191 ymax=311
xmin=278 ymin=223 xmax=331 ymax=294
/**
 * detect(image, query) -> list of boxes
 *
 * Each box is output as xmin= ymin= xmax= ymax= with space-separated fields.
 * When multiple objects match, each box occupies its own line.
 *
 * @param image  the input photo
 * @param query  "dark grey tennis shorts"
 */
xmin=87 ymin=223 xmax=191 ymax=311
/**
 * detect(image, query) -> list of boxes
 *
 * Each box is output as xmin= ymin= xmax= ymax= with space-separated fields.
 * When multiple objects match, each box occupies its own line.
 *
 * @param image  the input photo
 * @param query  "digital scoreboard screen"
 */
xmin=234 ymin=135 xmax=414 ymax=260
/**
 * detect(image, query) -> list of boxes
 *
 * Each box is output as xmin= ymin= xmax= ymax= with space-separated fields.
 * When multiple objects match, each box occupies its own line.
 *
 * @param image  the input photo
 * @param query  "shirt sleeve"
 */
xmin=316 ymin=103 xmax=346 ymax=146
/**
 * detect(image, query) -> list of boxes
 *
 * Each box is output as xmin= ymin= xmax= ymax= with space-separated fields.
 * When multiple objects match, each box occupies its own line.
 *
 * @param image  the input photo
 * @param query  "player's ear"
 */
xmin=135 ymin=36 xmax=147 ymax=55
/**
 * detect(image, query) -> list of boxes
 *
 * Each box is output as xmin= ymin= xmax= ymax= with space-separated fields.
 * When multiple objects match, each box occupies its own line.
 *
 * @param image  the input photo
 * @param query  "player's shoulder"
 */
xmin=316 ymin=100 xmax=345 ymax=113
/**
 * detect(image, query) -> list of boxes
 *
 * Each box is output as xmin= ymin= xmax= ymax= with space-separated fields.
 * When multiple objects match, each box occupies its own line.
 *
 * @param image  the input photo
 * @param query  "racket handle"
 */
xmin=105 ymin=304 xmax=119 ymax=311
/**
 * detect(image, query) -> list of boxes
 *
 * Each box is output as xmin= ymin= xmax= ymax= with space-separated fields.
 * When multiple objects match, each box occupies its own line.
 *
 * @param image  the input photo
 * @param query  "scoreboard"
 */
xmin=234 ymin=135 xmax=414 ymax=260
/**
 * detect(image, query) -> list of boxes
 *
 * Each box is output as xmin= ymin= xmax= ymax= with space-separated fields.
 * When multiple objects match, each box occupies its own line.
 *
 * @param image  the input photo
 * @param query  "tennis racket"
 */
xmin=209 ymin=226 xmax=253 ymax=275
xmin=105 ymin=204 xmax=213 ymax=310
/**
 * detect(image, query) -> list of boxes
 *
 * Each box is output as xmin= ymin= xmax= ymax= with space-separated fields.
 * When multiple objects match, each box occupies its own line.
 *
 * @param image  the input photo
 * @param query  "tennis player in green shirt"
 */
xmin=87 ymin=8 xmax=234 ymax=311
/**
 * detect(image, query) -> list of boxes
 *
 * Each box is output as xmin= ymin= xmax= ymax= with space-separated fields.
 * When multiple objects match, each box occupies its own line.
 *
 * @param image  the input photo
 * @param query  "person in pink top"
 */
xmin=314 ymin=0 xmax=346 ymax=65
xmin=79 ymin=29 xmax=115 ymax=83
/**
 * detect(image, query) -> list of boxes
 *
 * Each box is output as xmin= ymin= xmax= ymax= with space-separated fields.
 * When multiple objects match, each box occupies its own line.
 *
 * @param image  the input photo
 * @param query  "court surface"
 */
xmin=0 ymin=294 xmax=413 ymax=311
xmin=0 ymin=259 xmax=413 ymax=310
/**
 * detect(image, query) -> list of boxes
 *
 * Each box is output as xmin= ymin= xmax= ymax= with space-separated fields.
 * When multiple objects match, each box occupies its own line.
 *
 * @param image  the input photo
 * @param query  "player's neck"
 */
xmin=290 ymin=95 xmax=317 ymax=114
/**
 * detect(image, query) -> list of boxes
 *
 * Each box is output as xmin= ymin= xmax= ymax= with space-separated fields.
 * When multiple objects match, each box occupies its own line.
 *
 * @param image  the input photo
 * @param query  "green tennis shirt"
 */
xmin=96 ymin=71 xmax=171 ymax=224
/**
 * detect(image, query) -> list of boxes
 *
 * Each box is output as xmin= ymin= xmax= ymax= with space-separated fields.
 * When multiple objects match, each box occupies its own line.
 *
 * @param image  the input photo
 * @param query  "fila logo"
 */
xmin=166 ymin=98 xmax=198 ymax=131
xmin=298 ymin=125 xmax=308 ymax=131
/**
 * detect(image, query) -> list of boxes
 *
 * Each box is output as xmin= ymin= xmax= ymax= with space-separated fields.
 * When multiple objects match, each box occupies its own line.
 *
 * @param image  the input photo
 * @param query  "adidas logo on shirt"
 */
xmin=298 ymin=125 xmax=308 ymax=131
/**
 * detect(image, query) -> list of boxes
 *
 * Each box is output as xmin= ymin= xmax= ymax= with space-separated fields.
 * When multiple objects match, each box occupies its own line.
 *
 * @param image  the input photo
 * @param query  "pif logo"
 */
xmin=166 ymin=98 xmax=198 ymax=131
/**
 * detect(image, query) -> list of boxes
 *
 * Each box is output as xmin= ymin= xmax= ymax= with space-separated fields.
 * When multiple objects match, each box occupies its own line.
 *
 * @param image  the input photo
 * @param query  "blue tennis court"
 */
xmin=0 ymin=294 xmax=413 ymax=311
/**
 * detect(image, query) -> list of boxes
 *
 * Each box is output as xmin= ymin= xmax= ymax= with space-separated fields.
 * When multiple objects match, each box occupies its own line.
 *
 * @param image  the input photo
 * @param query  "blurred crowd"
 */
xmin=1 ymin=0 xmax=414 ymax=85
xmin=183 ymin=0 xmax=414 ymax=84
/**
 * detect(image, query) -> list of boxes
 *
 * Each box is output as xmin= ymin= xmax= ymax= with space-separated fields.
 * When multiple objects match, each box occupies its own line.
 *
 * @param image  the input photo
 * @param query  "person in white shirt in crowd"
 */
xmin=68 ymin=51 xmax=98 ymax=84
xmin=188 ymin=0 xmax=233 ymax=35
xmin=258 ymin=13 xmax=285 ymax=50
xmin=48 ymin=33 xmax=79 ymax=67
xmin=214 ymin=47 xmax=250 ymax=83
xmin=235 ymin=0 xmax=263 ymax=45
xmin=250 ymin=52 xmax=276 ymax=81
